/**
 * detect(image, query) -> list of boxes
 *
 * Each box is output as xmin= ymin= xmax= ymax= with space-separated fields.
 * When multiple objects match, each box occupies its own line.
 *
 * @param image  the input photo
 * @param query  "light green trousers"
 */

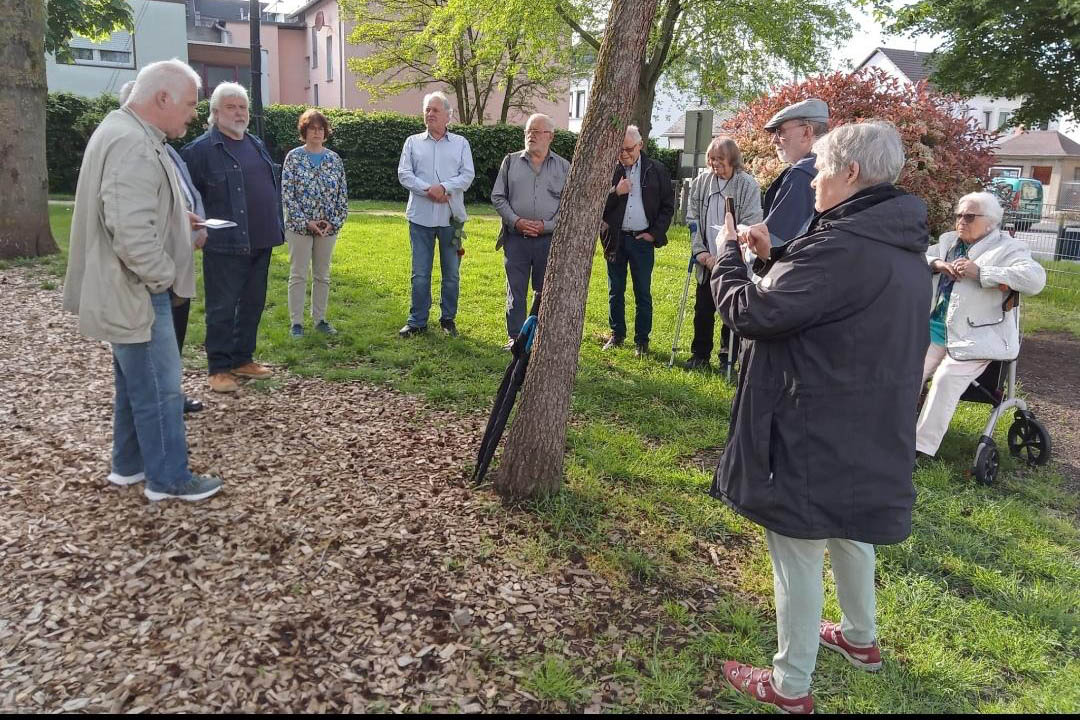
xmin=766 ymin=530 xmax=877 ymax=697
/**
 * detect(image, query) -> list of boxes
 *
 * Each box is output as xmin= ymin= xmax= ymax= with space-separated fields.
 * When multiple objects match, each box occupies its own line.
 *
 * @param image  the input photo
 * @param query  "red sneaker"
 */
xmin=721 ymin=660 xmax=814 ymax=715
xmin=819 ymin=621 xmax=882 ymax=671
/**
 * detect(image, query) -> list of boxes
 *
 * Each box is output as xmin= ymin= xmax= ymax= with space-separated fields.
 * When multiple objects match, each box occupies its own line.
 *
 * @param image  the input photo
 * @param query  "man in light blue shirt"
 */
xmin=397 ymin=91 xmax=475 ymax=337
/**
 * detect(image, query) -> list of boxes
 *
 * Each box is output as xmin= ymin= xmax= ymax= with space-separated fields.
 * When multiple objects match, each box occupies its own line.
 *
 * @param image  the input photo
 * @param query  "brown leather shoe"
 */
xmin=232 ymin=362 xmax=273 ymax=379
xmin=208 ymin=372 xmax=241 ymax=393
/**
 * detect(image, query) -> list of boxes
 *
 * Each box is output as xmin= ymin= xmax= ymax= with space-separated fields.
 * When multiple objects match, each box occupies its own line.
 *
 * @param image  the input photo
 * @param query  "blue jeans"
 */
xmin=111 ymin=291 xmax=192 ymax=493
xmin=203 ymin=248 xmax=272 ymax=375
xmin=606 ymin=232 xmax=655 ymax=345
xmin=408 ymin=222 xmax=459 ymax=328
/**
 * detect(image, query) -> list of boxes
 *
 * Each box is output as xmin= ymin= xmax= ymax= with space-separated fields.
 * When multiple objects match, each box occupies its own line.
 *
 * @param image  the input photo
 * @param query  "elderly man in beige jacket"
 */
xmin=63 ymin=59 xmax=222 ymax=502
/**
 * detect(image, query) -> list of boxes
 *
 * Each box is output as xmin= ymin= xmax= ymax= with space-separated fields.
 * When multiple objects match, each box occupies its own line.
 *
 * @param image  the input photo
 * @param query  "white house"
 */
xmin=853 ymin=47 xmax=1061 ymax=133
xmin=45 ymin=0 xmax=189 ymax=98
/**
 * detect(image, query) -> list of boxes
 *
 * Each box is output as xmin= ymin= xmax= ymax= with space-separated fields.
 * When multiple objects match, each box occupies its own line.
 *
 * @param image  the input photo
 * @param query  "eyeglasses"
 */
xmin=619 ymin=144 xmax=640 ymax=153
xmin=525 ymin=129 xmax=552 ymax=136
xmin=769 ymin=122 xmax=810 ymax=140
xmin=954 ymin=213 xmax=985 ymax=223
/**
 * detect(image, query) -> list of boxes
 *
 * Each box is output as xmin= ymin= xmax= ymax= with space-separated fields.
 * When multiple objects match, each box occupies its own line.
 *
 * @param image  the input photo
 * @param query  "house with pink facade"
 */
xmin=186 ymin=0 xmax=566 ymax=126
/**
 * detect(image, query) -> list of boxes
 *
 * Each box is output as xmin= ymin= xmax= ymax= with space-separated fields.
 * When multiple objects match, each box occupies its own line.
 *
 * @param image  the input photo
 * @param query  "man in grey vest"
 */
xmin=491 ymin=113 xmax=570 ymax=349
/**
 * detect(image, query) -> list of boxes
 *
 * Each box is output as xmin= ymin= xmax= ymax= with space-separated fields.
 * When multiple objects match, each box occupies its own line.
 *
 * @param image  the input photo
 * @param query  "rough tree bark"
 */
xmin=0 ymin=0 xmax=59 ymax=260
xmin=495 ymin=0 xmax=658 ymax=500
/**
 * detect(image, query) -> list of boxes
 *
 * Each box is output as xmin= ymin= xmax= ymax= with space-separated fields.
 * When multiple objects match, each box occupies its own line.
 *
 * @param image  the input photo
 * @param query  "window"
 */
xmin=998 ymin=111 xmax=1012 ymax=130
xmin=574 ymin=91 xmax=585 ymax=119
xmin=63 ymin=31 xmax=135 ymax=68
xmin=983 ymin=111 xmax=992 ymax=130
xmin=98 ymin=50 xmax=131 ymax=64
xmin=1074 ymin=167 xmax=1080 ymax=182
xmin=1021 ymin=182 xmax=1041 ymax=201
xmin=314 ymin=84 xmax=319 ymax=106
xmin=206 ymin=65 xmax=239 ymax=94
xmin=311 ymin=27 xmax=318 ymax=68
xmin=326 ymin=36 xmax=333 ymax=81
xmin=989 ymin=166 xmax=1021 ymax=179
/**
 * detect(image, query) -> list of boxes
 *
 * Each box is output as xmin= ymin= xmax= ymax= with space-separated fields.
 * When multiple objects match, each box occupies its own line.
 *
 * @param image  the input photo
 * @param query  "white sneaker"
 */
xmin=107 ymin=471 xmax=146 ymax=486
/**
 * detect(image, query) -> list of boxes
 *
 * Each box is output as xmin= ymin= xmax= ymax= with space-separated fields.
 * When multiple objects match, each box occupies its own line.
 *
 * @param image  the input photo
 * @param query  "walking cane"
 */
xmin=668 ymin=222 xmax=698 ymax=368
xmin=721 ymin=199 xmax=738 ymax=382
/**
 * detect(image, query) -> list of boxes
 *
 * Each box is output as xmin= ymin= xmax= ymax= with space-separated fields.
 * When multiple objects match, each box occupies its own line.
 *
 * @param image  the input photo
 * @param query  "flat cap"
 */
xmin=764 ymin=98 xmax=829 ymax=130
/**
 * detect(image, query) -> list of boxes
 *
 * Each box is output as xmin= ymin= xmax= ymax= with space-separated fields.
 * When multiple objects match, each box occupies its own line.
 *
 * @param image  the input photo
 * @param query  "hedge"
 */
xmin=46 ymin=93 xmax=680 ymax=203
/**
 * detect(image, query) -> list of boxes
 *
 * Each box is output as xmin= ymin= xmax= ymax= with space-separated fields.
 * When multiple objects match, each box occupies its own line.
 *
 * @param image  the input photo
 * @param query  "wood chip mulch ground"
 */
xmin=0 ymin=268 xmax=736 ymax=713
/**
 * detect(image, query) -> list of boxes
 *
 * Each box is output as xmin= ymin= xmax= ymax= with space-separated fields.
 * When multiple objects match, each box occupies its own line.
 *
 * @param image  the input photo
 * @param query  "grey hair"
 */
xmin=707 ymin=135 xmax=745 ymax=173
xmin=118 ymin=80 xmax=136 ymax=105
xmin=526 ymin=113 xmax=554 ymax=132
xmin=209 ymin=82 xmax=249 ymax=121
xmin=957 ymin=191 xmax=1004 ymax=228
xmin=423 ymin=91 xmax=452 ymax=114
xmin=813 ymin=121 xmax=905 ymax=188
xmin=807 ymin=120 xmax=828 ymax=138
xmin=128 ymin=59 xmax=201 ymax=105
xmin=625 ymin=125 xmax=642 ymax=145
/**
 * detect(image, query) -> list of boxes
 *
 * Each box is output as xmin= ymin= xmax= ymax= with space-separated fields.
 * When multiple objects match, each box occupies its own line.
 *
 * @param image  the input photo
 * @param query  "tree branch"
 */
xmin=555 ymin=1 xmax=600 ymax=50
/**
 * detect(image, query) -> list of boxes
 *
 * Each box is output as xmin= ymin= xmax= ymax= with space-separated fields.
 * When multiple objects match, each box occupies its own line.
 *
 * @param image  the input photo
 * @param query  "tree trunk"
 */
xmin=499 ymin=75 xmax=514 ymax=124
xmin=633 ymin=77 xmax=655 ymax=144
xmin=0 ymin=0 xmax=59 ymax=260
xmin=495 ymin=0 xmax=659 ymax=501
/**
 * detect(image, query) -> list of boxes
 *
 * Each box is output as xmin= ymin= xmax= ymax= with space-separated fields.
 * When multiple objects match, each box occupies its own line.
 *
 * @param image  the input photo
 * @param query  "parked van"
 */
xmin=990 ymin=177 xmax=1043 ymax=232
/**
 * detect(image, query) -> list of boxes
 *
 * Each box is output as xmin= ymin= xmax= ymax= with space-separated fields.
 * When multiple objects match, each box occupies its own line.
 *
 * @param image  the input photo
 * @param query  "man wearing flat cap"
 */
xmin=748 ymin=98 xmax=829 ymax=247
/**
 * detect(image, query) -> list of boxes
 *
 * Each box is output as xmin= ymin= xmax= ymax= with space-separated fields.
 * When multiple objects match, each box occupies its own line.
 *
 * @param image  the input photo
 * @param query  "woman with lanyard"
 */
xmin=684 ymin=136 xmax=763 ymax=371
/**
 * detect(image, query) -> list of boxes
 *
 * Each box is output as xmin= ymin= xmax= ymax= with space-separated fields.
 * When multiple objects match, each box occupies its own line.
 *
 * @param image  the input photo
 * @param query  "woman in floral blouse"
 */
xmin=282 ymin=109 xmax=349 ymax=336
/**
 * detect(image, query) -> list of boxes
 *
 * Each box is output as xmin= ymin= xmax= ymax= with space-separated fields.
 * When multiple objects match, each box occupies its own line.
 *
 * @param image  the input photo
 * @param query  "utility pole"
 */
xmin=249 ymin=0 xmax=265 ymax=139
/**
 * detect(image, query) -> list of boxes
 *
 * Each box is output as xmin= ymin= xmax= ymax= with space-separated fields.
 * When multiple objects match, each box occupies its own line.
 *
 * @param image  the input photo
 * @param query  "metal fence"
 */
xmin=994 ymin=183 xmax=1080 ymax=304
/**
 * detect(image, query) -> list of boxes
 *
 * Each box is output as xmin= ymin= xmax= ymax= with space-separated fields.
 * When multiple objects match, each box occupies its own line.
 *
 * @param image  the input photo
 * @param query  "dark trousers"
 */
xmin=203 ymin=248 xmax=272 ymax=375
xmin=606 ymin=232 xmax=655 ymax=345
xmin=690 ymin=278 xmax=739 ymax=360
xmin=172 ymin=297 xmax=190 ymax=352
xmin=504 ymin=232 xmax=552 ymax=338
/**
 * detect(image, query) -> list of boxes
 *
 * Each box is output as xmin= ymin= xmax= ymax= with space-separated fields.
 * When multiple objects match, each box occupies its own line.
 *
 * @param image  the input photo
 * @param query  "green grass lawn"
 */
xmin=31 ymin=204 xmax=1080 ymax=713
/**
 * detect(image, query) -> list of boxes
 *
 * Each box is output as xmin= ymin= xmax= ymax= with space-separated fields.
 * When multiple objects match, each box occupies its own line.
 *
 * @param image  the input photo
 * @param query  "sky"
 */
xmin=832 ymin=4 xmax=942 ymax=72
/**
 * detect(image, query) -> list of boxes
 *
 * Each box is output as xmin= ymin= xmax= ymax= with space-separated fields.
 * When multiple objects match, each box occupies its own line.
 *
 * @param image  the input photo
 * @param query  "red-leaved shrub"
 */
xmin=724 ymin=69 xmax=996 ymax=235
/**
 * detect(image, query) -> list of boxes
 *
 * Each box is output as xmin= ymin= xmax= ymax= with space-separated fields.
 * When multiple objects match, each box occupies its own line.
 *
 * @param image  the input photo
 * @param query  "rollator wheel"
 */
xmin=973 ymin=439 xmax=1000 ymax=486
xmin=1007 ymin=414 xmax=1052 ymax=467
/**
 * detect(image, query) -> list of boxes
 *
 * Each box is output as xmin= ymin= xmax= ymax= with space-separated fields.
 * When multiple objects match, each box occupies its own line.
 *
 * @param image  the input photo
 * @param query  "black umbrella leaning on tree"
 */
xmin=472 ymin=295 xmax=542 ymax=486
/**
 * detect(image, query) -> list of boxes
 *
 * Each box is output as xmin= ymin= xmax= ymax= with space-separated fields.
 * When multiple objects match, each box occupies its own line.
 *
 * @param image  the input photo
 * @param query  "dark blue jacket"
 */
xmin=763 ymin=153 xmax=817 ymax=247
xmin=180 ymin=127 xmax=284 ymax=255
xmin=709 ymin=184 xmax=930 ymax=544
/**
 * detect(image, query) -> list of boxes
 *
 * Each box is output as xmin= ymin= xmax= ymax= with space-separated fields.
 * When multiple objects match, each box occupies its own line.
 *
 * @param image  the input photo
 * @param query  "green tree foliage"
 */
xmin=340 ymin=0 xmax=570 ymax=125
xmin=550 ymin=0 xmax=858 ymax=139
xmin=45 ymin=0 xmax=132 ymax=59
xmin=891 ymin=0 xmax=1079 ymax=127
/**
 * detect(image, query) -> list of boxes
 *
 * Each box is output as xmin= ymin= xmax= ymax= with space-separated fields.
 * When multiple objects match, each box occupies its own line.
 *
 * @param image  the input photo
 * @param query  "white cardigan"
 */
xmin=927 ymin=229 xmax=1046 ymax=360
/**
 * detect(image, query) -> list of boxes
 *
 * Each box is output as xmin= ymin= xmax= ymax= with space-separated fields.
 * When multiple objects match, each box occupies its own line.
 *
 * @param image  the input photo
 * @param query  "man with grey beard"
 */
xmin=181 ymin=82 xmax=285 ymax=394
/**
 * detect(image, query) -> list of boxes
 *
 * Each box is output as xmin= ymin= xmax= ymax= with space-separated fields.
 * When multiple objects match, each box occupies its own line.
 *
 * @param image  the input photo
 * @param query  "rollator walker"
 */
xmin=953 ymin=291 xmax=1051 ymax=484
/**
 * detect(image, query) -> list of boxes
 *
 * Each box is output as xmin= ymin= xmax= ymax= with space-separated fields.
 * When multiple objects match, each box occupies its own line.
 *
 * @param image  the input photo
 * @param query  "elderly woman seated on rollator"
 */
xmin=916 ymin=191 xmax=1046 ymax=458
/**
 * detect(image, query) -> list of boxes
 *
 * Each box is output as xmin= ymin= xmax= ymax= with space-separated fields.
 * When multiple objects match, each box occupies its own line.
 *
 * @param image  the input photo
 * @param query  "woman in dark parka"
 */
xmin=710 ymin=121 xmax=931 ymax=714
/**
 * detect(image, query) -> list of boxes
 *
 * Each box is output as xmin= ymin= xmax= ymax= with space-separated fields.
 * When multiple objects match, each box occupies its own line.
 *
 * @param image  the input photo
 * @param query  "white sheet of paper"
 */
xmin=200 ymin=218 xmax=238 ymax=230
